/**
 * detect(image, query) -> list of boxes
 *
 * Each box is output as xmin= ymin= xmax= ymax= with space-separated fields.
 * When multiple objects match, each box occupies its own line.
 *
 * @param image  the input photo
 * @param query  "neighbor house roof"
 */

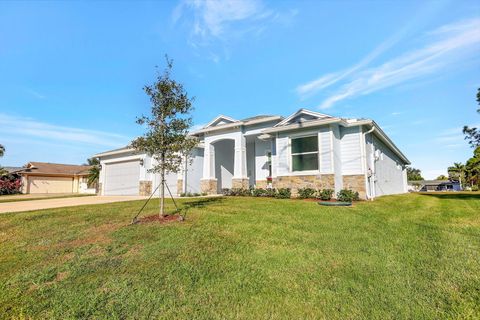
xmin=21 ymin=162 xmax=92 ymax=176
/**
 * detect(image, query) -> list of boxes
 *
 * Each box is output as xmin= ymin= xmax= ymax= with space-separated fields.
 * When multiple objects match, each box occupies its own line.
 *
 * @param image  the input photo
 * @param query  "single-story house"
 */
xmin=19 ymin=162 xmax=95 ymax=194
xmin=417 ymin=180 xmax=462 ymax=192
xmin=94 ymin=108 xmax=410 ymax=199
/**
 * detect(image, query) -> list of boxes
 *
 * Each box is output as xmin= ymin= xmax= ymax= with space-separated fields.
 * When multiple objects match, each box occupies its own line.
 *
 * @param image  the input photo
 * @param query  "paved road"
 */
xmin=0 ymin=196 xmax=148 ymax=214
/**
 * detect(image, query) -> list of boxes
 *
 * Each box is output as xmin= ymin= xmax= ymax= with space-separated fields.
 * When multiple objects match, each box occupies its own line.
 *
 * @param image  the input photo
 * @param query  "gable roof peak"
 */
xmin=203 ymin=114 xmax=238 ymax=128
xmin=275 ymin=108 xmax=336 ymax=127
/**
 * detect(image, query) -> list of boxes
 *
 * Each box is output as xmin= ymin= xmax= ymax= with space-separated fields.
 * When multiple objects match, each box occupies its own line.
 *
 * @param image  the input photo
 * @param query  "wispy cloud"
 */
xmin=296 ymin=18 xmax=480 ymax=109
xmin=296 ymin=23 xmax=412 ymax=99
xmin=174 ymin=0 xmax=266 ymax=39
xmin=391 ymin=112 xmax=402 ymax=116
xmin=25 ymin=88 xmax=46 ymax=100
xmin=173 ymin=0 xmax=296 ymax=61
xmin=0 ymin=113 xmax=130 ymax=148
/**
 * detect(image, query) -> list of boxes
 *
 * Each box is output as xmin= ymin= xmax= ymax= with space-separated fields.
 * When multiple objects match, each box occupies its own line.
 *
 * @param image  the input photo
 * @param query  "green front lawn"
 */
xmin=0 ymin=193 xmax=479 ymax=319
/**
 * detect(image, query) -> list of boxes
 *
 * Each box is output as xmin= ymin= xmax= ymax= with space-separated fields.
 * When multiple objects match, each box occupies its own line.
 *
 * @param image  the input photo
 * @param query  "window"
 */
xmin=291 ymin=135 xmax=319 ymax=171
xmin=266 ymin=151 xmax=272 ymax=178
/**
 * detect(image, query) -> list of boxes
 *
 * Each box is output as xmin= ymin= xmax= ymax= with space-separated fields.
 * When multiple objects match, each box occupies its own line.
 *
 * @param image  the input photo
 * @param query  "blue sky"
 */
xmin=0 ymin=0 xmax=479 ymax=179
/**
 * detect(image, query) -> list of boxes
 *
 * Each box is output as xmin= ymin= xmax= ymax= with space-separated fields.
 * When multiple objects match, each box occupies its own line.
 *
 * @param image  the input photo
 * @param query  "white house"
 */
xmin=94 ymin=109 xmax=410 ymax=199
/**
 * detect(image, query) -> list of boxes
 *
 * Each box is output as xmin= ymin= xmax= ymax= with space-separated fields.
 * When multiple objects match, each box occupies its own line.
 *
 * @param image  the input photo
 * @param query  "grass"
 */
xmin=0 ymin=193 xmax=95 ymax=203
xmin=0 ymin=193 xmax=479 ymax=319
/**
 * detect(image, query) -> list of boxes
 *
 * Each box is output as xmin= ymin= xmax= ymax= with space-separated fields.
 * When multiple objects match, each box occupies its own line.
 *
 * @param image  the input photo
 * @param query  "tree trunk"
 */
xmin=160 ymin=153 xmax=166 ymax=217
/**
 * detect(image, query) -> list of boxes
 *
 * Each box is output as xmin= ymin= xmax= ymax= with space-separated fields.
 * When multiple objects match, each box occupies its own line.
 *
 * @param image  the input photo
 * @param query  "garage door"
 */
xmin=28 ymin=176 xmax=73 ymax=194
xmin=104 ymin=160 xmax=140 ymax=195
xmin=153 ymin=172 xmax=178 ymax=197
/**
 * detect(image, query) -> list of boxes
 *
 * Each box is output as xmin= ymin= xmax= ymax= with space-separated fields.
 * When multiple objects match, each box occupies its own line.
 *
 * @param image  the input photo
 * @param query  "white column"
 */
xmin=202 ymin=142 xmax=215 ymax=179
xmin=233 ymin=134 xmax=247 ymax=179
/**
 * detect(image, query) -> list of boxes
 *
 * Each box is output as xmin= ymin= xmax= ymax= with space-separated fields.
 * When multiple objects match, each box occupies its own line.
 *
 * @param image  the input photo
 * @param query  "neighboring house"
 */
xmin=19 ymin=162 xmax=95 ymax=194
xmin=95 ymin=109 xmax=410 ymax=199
xmin=416 ymin=180 xmax=462 ymax=192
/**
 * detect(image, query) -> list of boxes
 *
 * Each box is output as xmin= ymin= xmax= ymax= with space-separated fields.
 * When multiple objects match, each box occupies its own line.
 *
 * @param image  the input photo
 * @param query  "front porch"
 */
xmin=200 ymin=133 xmax=270 ymax=194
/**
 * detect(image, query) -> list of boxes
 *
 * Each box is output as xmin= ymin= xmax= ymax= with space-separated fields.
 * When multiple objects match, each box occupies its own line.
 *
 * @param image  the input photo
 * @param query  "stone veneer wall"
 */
xmin=200 ymin=179 xmax=217 ymax=195
xmin=272 ymin=175 xmax=335 ymax=197
xmin=177 ymin=179 xmax=183 ymax=195
xmin=139 ymin=181 xmax=152 ymax=196
xmin=255 ymin=180 xmax=269 ymax=189
xmin=342 ymin=175 xmax=366 ymax=199
xmin=232 ymin=178 xmax=249 ymax=189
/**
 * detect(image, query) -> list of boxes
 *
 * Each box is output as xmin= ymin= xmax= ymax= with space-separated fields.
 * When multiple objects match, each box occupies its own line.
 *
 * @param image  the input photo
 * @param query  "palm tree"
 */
xmin=448 ymin=162 xmax=465 ymax=186
xmin=0 ymin=144 xmax=4 ymax=157
xmin=85 ymin=158 xmax=100 ymax=189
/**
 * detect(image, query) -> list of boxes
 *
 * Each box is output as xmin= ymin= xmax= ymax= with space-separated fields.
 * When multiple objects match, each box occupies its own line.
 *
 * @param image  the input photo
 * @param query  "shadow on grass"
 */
xmin=182 ymin=196 xmax=224 ymax=209
xmin=419 ymin=192 xmax=480 ymax=201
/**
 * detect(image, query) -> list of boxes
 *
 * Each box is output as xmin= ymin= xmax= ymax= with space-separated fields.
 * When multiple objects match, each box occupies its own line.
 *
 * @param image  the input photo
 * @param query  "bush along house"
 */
xmin=95 ymin=109 xmax=410 ymax=200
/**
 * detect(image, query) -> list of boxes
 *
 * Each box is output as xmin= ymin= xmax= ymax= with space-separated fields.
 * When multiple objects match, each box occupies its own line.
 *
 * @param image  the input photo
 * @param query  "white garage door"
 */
xmin=28 ymin=176 xmax=73 ymax=194
xmin=153 ymin=172 xmax=178 ymax=197
xmin=104 ymin=160 xmax=140 ymax=195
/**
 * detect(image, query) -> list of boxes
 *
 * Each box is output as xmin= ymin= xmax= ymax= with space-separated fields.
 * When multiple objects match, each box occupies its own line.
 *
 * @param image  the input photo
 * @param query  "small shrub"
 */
xmin=252 ymin=188 xmax=267 ymax=197
xmin=336 ymin=189 xmax=359 ymax=202
xmin=317 ymin=188 xmax=334 ymax=201
xmin=0 ymin=174 xmax=22 ymax=195
xmin=275 ymin=188 xmax=291 ymax=199
xmin=224 ymin=188 xmax=251 ymax=196
xmin=266 ymin=188 xmax=276 ymax=197
xmin=180 ymin=192 xmax=201 ymax=197
xmin=297 ymin=187 xmax=316 ymax=199
xmin=472 ymin=185 xmax=479 ymax=191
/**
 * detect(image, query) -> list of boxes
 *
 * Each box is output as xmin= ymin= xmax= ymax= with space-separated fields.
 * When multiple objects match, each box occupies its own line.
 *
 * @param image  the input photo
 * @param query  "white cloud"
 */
xmin=391 ymin=112 xmax=402 ymax=116
xmin=296 ymin=24 xmax=412 ymax=98
xmin=296 ymin=18 xmax=480 ymax=109
xmin=0 ymin=113 xmax=130 ymax=148
xmin=174 ymin=0 xmax=270 ymax=40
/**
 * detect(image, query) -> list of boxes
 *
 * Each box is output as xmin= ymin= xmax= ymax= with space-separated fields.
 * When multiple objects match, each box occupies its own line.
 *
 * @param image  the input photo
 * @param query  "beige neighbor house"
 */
xmin=19 ymin=162 xmax=95 ymax=194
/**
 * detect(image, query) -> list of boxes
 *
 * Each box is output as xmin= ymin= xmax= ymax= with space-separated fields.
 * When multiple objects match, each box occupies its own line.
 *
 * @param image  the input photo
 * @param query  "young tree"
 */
xmin=463 ymin=88 xmax=480 ymax=147
xmin=406 ymin=166 xmax=424 ymax=181
xmin=131 ymin=57 xmax=197 ymax=217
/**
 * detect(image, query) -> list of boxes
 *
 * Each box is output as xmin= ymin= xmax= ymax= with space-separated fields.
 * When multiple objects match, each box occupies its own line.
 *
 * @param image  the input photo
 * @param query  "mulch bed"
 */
xmin=137 ymin=214 xmax=183 ymax=224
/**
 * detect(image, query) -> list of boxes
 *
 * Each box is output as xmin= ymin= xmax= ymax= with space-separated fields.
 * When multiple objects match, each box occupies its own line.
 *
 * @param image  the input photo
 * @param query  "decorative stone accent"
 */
xmin=139 ymin=180 xmax=152 ymax=196
xmin=342 ymin=175 xmax=366 ymax=199
xmin=255 ymin=180 xmax=269 ymax=189
xmin=232 ymin=178 xmax=249 ymax=189
xmin=177 ymin=179 xmax=183 ymax=195
xmin=201 ymin=179 xmax=218 ymax=195
xmin=272 ymin=174 xmax=335 ymax=197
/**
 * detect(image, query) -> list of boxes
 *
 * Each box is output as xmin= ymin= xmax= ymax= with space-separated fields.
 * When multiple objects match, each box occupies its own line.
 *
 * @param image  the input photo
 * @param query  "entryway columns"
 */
xmin=232 ymin=134 xmax=249 ymax=189
xmin=200 ymin=142 xmax=217 ymax=194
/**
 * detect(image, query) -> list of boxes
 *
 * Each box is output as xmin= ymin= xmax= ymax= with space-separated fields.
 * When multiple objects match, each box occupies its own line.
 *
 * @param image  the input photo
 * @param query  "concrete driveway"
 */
xmin=0 ymin=196 xmax=148 ymax=214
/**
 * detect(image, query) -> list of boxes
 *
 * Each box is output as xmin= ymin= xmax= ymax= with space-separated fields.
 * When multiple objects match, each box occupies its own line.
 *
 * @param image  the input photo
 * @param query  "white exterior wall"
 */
xmin=340 ymin=126 xmax=363 ymax=175
xmin=331 ymin=124 xmax=343 ymax=193
xmin=254 ymin=139 xmax=271 ymax=181
xmin=275 ymin=134 xmax=290 ymax=176
xmin=319 ymin=127 xmax=333 ymax=173
xmin=183 ymin=148 xmax=204 ymax=194
xmin=368 ymin=134 xmax=407 ymax=196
